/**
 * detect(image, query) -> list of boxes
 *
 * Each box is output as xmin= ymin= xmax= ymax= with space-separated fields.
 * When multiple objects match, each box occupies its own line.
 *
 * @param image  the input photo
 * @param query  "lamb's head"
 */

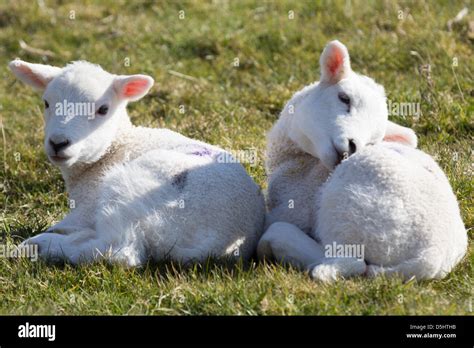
xmin=285 ymin=40 xmax=413 ymax=169
xmin=9 ymin=60 xmax=153 ymax=168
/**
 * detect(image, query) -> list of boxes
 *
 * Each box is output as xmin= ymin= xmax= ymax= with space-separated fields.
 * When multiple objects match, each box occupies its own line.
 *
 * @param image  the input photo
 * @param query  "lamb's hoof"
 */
xmin=21 ymin=233 xmax=66 ymax=263
xmin=308 ymin=263 xmax=339 ymax=283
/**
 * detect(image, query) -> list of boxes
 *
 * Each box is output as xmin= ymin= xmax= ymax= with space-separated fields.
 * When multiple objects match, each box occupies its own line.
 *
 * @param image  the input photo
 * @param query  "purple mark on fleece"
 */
xmin=189 ymin=147 xmax=213 ymax=157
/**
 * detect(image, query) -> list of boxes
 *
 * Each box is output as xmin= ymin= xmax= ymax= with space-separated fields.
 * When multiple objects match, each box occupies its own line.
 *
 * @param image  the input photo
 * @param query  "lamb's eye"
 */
xmin=44 ymin=100 xmax=49 ymax=109
xmin=97 ymin=105 xmax=109 ymax=116
xmin=338 ymin=92 xmax=350 ymax=106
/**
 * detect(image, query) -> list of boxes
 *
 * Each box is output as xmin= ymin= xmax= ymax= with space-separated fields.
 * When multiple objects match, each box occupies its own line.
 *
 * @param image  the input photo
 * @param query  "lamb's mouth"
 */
xmin=49 ymin=155 xmax=70 ymax=162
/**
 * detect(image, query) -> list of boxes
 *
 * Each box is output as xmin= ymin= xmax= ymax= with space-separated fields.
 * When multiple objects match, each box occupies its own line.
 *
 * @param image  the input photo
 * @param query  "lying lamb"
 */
xmin=258 ymin=41 xmax=467 ymax=281
xmin=10 ymin=59 xmax=265 ymax=266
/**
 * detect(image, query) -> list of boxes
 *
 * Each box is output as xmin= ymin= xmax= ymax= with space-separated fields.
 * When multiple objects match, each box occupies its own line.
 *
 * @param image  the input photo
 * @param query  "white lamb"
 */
xmin=10 ymin=59 xmax=265 ymax=266
xmin=258 ymin=41 xmax=467 ymax=282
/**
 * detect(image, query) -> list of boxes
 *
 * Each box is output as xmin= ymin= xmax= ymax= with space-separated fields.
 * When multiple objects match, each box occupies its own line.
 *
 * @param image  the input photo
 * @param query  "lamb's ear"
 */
xmin=319 ymin=40 xmax=351 ymax=83
xmin=383 ymin=121 xmax=418 ymax=148
xmin=8 ymin=59 xmax=61 ymax=91
xmin=114 ymin=75 xmax=154 ymax=102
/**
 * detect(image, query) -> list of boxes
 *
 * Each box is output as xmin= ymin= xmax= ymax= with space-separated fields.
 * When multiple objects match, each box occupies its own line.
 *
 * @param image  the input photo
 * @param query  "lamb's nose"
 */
xmin=49 ymin=137 xmax=70 ymax=153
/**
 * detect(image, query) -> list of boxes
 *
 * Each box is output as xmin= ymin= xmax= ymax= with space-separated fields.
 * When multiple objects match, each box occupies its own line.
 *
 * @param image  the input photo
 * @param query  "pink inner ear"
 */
xmin=123 ymin=79 xmax=149 ymax=97
xmin=327 ymin=48 xmax=343 ymax=75
xmin=20 ymin=66 xmax=45 ymax=88
xmin=383 ymin=134 xmax=409 ymax=144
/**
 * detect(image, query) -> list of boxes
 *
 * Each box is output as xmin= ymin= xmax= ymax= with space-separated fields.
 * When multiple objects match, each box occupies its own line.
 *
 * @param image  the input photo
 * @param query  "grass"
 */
xmin=0 ymin=0 xmax=472 ymax=315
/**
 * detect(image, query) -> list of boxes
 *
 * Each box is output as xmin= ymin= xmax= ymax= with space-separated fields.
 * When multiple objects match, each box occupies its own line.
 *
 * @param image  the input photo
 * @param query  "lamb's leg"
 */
xmin=308 ymin=257 xmax=367 ymax=282
xmin=257 ymin=221 xmax=325 ymax=270
xmin=21 ymin=228 xmax=114 ymax=264
xmin=45 ymin=219 xmax=89 ymax=235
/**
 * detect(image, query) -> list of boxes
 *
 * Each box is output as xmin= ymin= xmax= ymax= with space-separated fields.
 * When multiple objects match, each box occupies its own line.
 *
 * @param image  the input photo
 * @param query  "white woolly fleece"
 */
xmin=259 ymin=140 xmax=468 ymax=282
xmin=314 ymin=142 xmax=468 ymax=280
